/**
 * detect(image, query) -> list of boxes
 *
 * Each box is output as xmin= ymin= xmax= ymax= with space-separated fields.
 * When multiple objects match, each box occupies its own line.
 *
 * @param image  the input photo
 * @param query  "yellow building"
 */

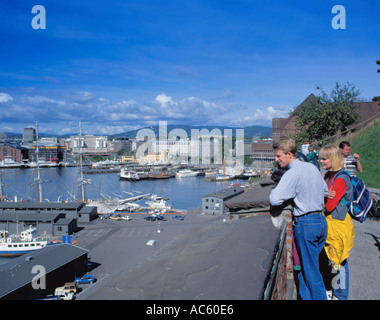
xmin=120 ymin=155 xmax=136 ymax=163
xmin=137 ymin=150 xmax=169 ymax=163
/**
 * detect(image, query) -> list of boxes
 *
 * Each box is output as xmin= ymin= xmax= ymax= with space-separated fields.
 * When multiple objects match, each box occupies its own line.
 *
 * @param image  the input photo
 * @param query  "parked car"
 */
xmin=54 ymin=282 xmax=77 ymax=296
xmin=121 ymin=215 xmax=132 ymax=221
xmin=172 ymin=215 xmax=184 ymax=221
xmin=75 ymin=274 xmax=96 ymax=284
xmin=100 ymin=213 xmax=111 ymax=219
xmin=110 ymin=215 xmax=121 ymax=221
xmin=144 ymin=216 xmax=156 ymax=221
xmin=58 ymin=291 xmax=75 ymax=300
xmin=155 ymin=215 xmax=167 ymax=221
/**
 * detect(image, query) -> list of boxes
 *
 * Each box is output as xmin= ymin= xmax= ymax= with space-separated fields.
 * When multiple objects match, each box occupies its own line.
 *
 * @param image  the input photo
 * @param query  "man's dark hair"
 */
xmin=339 ymin=141 xmax=350 ymax=149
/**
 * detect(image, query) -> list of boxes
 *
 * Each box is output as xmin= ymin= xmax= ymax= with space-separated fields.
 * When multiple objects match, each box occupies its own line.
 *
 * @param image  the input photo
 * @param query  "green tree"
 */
xmin=293 ymin=82 xmax=361 ymax=145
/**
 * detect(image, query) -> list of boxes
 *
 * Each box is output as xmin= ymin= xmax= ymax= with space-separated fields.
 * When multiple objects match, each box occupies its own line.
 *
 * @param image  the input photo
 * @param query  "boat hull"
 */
xmin=0 ymin=238 xmax=55 ymax=257
xmin=0 ymin=250 xmax=37 ymax=257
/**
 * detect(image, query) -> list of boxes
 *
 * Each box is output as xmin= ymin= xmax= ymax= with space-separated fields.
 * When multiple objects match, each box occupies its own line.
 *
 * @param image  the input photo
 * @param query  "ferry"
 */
xmin=0 ymin=227 xmax=53 ymax=257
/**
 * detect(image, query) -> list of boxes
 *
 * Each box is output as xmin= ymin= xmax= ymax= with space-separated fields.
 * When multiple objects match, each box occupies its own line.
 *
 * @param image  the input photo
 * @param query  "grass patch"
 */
xmin=346 ymin=121 xmax=380 ymax=188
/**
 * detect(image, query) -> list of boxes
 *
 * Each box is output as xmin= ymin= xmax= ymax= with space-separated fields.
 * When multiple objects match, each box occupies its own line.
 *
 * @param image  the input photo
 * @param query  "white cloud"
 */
xmin=245 ymin=105 xmax=291 ymax=123
xmin=0 ymin=93 xmax=13 ymax=103
xmin=26 ymin=95 xmax=66 ymax=106
xmin=155 ymin=93 xmax=176 ymax=106
xmin=0 ymin=89 xmax=287 ymax=135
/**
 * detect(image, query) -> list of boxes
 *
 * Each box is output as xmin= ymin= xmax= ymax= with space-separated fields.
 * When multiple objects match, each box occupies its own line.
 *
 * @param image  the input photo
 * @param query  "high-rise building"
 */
xmin=23 ymin=128 xmax=36 ymax=144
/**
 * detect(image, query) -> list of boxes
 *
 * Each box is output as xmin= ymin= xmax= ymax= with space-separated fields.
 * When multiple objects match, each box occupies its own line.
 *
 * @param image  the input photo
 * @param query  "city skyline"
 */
xmin=0 ymin=1 xmax=379 ymax=135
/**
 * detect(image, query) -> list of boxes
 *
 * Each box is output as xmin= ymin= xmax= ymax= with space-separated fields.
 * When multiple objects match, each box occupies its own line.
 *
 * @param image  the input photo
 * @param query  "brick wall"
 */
xmin=270 ymin=207 xmax=296 ymax=300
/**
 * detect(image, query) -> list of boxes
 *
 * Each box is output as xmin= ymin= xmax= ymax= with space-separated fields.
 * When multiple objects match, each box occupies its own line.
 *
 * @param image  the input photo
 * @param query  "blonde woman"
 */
xmin=320 ymin=144 xmax=355 ymax=300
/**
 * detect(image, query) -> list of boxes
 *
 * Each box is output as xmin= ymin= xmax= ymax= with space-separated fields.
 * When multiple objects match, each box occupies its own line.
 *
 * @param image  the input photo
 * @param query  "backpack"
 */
xmin=334 ymin=171 xmax=373 ymax=223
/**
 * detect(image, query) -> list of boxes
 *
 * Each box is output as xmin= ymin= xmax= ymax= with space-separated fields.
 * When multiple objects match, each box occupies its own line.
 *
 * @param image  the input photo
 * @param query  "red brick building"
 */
xmin=272 ymin=94 xmax=380 ymax=141
xmin=0 ymin=145 xmax=28 ymax=163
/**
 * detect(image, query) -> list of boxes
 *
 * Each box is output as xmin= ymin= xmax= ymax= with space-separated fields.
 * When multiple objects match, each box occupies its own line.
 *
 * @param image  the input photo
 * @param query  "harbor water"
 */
xmin=0 ymin=166 xmax=237 ymax=211
xmin=0 ymin=166 xmax=243 ymax=266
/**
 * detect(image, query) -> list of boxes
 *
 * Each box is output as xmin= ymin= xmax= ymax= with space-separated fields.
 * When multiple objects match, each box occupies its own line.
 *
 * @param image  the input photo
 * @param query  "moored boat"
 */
xmin=0 ymin=227 xmax=55 ymax=257
xmin=175 ymin=169 xmax=198 ymax=178
xmin=0 ymin=157 xmax=23 ymax=168
xmin=119 ymin=168 xmax=140 ymax=181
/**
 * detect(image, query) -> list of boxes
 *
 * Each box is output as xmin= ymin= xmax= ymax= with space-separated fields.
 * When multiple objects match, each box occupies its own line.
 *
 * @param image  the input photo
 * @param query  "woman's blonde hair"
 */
xmin=320 ymin=144 xmax=344 ymax=172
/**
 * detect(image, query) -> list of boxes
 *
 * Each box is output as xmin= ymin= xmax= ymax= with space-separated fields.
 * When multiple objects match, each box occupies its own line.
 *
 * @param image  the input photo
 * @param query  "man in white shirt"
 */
xmin=339 ymin=141 xmax=363 ymax=177
xmin=270 ymin=138 xmax=329 ymax=300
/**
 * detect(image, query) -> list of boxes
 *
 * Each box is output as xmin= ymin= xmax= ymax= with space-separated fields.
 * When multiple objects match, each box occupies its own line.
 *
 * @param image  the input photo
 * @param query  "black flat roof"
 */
xmin=0 ymin=244 xmax=88 ymax=298
xmin=0 ymin=211 xmax=62 ymax=221
xmin=0 ymin=202 xmax=84 ymax=210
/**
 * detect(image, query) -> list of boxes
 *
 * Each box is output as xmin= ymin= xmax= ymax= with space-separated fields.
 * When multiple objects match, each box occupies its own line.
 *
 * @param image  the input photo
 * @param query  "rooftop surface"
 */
xmin=85 ymin=214 xmax=281 ymax=300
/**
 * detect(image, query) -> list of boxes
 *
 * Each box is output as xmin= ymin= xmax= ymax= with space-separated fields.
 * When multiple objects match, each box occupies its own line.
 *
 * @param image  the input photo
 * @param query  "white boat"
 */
xmin=27 ymin=159 xmax=58 ymax=167
xmin=243 ymin=169 xmax=259 ymax=178
xmin=220 ymin=167 xmax=243 ymax=178
xmin=91 ymin=159 xmax=120 ymax=168
xmin=216 ymin=174 xmax=234 ymax=181
xmin=146 ymin=194 xmax=173 ymax=213
xmin=175 ymin=169 xmax=198 ymax=178
xmin=115 ymin=202 xmax=141 ymax=212
xmin=0 ymin=226 xmax=54 ymax=257
xmin=119 ymin=168 xmax=140 ymax=181
xmin=0 ymin=157 xmax=23 ymax=168
xmin=204 ymin=170 xmax=217 ymax=178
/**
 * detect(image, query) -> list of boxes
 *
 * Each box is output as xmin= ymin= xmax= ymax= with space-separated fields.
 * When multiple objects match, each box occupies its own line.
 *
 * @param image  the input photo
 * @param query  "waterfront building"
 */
xmin=0 ymin=212 xmax=77 ymax=236
xmin=70 ymin=134 xmax=109 ymax=156
xmin=155 ymin=139 xmax=189 ymax=164
xmin=0 ymin=202 xmax=97 ymax=236
xmin=0 ymin=244 xmax=88 ymax=300
xmin=22 ymin=127 xmax=36 ymax=144
xmin=202 ymin=186 xmax=244 ymax=215
xmin=28 ymin=144 xmax=66 ymax=163
xmin=120 ymin=155 xmax=135 ymax=163
xmin=0 ymin=145 xmax=28 ymax=164
xmin=153 ymin=135 xmax=221 ymax=165
xmin=251 ymin=142 xmax=276 ymax=162
xmin=108 ymin=138 xmax=132 ymax=155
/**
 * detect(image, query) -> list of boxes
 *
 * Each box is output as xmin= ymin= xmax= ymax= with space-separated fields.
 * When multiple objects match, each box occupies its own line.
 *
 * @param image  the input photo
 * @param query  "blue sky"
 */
xmin=0 ymin=0 xmax=379 ymax=135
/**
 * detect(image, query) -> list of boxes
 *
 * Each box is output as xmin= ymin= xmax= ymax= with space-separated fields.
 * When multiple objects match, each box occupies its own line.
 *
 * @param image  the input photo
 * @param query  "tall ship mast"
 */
xmin=78 ymin=121 xmax=86 ymax=202
xmin=34 ymin=122 xmax=44 ymax=202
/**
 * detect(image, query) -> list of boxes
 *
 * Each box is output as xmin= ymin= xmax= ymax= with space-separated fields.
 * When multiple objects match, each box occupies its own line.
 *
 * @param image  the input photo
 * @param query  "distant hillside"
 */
xmin=1 ymin=124 xmax=272 ymax=139
xmin=111 ymin=125 xmax=272 ymax=139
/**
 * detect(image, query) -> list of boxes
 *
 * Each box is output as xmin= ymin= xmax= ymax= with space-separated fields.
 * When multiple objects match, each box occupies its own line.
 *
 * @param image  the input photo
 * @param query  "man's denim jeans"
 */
xmin=294 ymin=212 xmax=328 ymax=300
